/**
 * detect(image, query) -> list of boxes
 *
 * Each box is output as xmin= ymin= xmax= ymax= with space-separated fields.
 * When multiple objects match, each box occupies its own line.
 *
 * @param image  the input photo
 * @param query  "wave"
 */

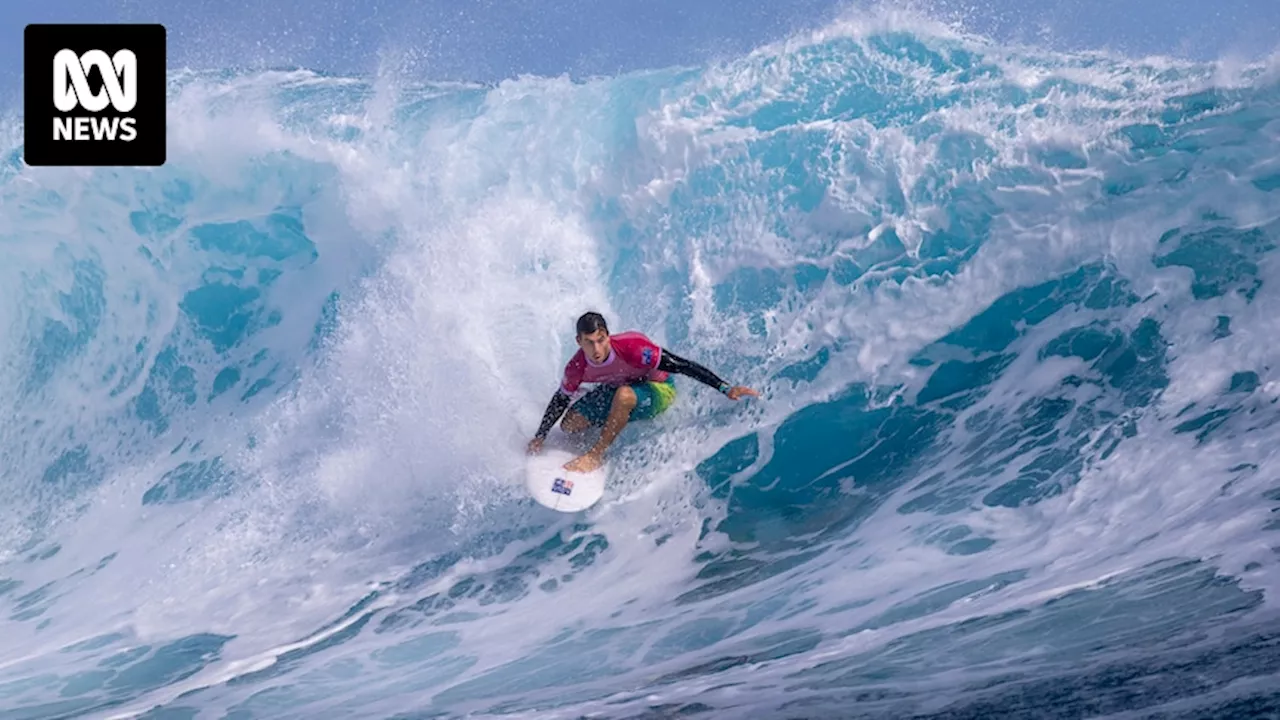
xmin=2 ymin=11 xmax=1280 ymax=719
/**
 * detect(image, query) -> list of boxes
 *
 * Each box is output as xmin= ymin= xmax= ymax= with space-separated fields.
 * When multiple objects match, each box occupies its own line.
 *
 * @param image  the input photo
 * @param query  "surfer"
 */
xmin=526 ymin=311 xmax=759 ymax=473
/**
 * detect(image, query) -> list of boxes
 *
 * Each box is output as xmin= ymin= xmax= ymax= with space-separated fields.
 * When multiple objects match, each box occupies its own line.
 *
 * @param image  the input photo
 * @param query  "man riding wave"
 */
xmin=527 ymin=312 xmax=759 ymax=472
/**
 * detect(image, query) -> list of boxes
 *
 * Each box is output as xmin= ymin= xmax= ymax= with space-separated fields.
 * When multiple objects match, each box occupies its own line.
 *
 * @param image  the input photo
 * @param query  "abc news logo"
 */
xmin=54 ymin=49 xmax=140 ymax=142
xmin=24 ymin=24 xmax=166 ymax=166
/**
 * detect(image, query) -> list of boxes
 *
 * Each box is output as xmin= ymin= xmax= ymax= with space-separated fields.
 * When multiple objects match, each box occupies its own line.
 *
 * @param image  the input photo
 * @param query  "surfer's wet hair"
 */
xmin=576 ymin=312 xmax=608 ymax=337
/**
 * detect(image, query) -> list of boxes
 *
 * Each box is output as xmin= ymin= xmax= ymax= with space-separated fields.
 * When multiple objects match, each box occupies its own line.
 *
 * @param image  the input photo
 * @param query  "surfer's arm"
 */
xmin=657 ymin=348 xmax=733 ymax=395
xmin=534 ymin=390 xmax=573 ymax=439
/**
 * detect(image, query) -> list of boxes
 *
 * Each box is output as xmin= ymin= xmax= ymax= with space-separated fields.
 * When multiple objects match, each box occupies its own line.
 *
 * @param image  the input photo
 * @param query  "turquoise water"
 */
xmin=3 ymin=15 xmax=1280 ymax=720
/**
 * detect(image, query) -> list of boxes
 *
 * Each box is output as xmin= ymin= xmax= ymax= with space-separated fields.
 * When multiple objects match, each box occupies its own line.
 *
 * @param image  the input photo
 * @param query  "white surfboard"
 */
xmin=525 ymin=447 xmax=608 ymax=512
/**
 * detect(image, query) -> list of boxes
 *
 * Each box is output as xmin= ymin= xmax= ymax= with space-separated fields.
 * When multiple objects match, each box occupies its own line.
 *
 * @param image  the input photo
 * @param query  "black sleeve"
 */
xmin=535 ymin=390 xmax=573 ymax=439
xmin=657 ymin=348 xmax=729 ymax=392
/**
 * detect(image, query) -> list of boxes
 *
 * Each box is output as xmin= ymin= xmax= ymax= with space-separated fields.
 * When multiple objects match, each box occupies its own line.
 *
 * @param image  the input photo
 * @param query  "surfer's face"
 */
xmin=577 ymin=329 xmax=611 ymax=363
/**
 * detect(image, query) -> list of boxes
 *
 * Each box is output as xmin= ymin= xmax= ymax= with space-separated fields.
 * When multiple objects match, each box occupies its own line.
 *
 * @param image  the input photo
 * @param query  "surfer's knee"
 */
xmin=613 ymin=385 xmax=637 ymax=408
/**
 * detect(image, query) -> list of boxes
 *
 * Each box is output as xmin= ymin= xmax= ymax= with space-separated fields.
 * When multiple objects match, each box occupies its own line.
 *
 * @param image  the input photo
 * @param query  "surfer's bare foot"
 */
xmin=564 ymin=451 xmax=603 ymax=473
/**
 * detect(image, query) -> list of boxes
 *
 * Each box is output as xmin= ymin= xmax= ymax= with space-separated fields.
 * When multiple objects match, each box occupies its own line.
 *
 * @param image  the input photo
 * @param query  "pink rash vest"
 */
xmin=560 ymin=331 xmax=671 ymax=395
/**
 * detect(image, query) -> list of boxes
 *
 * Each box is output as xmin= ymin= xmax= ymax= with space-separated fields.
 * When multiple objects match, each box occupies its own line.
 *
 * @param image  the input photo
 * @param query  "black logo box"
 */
xmin=24 ymin=24 xmax=166 ymax=167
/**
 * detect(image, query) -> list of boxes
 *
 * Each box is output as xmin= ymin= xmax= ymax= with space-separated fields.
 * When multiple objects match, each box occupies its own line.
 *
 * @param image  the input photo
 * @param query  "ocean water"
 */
xmin=3 ymin=12 xmax=1280 ymax=720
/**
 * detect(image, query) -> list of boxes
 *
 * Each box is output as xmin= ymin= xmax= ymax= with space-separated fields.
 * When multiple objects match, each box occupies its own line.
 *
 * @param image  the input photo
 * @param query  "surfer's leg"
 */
xmin=564 ymin=384 xmax=614 ymax=431
xmin=592 ymin=385 xmax=637 ymax=455
xmin=564 ymin=385 xmax=637 ymax=472
xmin=564 ymin=385 xmax=641 ymax=472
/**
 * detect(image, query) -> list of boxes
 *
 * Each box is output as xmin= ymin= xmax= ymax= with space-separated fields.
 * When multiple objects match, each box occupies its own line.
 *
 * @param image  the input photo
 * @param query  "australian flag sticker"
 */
xmin=552 ymin=477 xmax=574 ymax=496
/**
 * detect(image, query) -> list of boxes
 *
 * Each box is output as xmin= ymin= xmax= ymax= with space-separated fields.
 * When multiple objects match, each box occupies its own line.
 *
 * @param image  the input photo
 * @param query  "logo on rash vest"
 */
xmin=642 ymin=347 xmax=653 ymax=366
xmin=552 ymin=477 xmax=574 ymax=495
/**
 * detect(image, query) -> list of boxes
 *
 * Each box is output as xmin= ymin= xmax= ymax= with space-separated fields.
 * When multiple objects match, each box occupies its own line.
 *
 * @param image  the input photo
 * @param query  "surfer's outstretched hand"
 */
xmin=526 ymin=437 xmax=544 ymax=455
xmin=725 ymin=385 xmax=759 ymax=401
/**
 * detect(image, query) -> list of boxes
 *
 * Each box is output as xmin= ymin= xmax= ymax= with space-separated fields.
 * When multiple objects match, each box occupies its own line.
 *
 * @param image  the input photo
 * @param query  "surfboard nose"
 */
xmin=526 ymin=447 xmax=607 ymax=512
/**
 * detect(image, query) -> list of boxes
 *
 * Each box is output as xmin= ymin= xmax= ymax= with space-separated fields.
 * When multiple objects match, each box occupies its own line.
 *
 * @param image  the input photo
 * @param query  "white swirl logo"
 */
xmin=52 ymin=48 xmax=137 ymax=113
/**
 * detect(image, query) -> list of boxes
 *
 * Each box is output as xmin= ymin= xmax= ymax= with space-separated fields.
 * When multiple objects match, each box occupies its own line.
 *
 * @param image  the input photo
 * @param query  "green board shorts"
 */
xmin=570 ymin=377 xmax=677 ymax=426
